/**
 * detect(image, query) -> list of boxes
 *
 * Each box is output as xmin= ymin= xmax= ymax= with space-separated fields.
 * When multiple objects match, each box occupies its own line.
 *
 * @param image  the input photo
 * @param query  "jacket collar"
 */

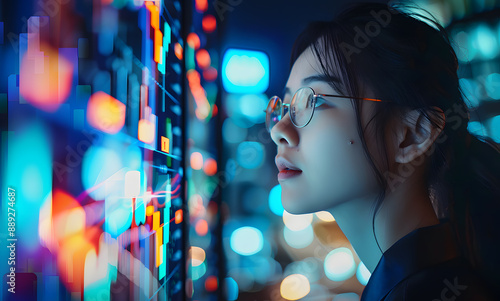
xmin=360 ymin=220 xmax=461 ymax=301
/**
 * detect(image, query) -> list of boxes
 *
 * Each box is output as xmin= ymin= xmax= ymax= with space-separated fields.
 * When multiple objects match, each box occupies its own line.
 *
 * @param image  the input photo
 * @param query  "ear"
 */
xmin=394 ymin=107 xmax=446 ymax=164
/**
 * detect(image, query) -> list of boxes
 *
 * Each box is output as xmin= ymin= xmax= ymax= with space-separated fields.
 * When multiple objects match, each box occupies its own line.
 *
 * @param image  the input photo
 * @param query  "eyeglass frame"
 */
xmin=264 ymin=87 xmax=389 ymax=133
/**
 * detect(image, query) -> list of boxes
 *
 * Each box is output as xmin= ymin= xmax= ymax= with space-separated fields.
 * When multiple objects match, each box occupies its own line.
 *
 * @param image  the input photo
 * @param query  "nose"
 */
xmin=270 ymin=111 xmax=299 ymax=147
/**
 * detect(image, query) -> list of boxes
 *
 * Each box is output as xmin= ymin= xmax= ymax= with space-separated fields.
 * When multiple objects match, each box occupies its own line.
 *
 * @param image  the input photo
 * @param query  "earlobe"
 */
xmin=394 ymin=107 xmax=445 ymax=164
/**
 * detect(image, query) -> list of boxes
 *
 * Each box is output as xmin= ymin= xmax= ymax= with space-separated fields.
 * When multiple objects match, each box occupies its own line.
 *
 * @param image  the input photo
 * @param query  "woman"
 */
xmin=266 ymin=2 xmax=500 ymax=300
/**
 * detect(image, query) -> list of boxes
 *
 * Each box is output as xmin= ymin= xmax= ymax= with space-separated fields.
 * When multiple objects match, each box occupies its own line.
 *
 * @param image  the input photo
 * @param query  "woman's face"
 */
xmin=271 ymin=47 xmax=382 ymax=214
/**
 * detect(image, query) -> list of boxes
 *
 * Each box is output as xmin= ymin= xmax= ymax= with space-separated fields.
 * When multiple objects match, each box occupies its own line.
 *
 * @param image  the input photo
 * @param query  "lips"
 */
xmin=275 ymin=156 xmax=302 ymax=172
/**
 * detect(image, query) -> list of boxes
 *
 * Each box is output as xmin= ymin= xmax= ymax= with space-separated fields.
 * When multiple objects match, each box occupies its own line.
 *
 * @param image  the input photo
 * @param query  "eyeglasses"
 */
xmin=264 ymin=87 xmax=386 ymax=133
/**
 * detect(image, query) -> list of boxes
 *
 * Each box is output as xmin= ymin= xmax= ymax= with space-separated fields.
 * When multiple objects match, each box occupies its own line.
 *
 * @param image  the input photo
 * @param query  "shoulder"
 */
xmin=384 ymin=257 xmax=497 ymax=301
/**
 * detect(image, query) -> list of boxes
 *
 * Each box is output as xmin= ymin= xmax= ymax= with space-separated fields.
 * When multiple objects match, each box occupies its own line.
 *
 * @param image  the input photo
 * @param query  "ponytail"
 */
xmin=449 ymin=133 xmax=500 ymax=289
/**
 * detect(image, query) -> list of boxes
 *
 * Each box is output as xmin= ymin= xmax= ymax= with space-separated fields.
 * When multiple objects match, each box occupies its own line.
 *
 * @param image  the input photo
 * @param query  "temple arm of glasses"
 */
xmin=316 ymin=94 xmax=386 ymax=102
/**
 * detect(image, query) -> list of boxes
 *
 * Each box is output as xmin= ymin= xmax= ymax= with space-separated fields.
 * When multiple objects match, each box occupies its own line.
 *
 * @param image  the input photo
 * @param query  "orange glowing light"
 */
xmin=203 ymin=158 xmax=217 ymax=176
xmin=195 ymin=0 xmax=208 ymax=12
xmin=175 ymin=209 xmax=183 ymax=224
xmin=196 ymin=49 xmax=211 ymax=69
xmin=175 ymin=43 xmax=183 ymax=60
xmin=202 ymin=15 xmax=216 ymax=33
xmin=190 ymin=152 xmax=203 ymax=170
xmin=87 ymin=91 xmax=126 ymax=134
xmin=187 ymin=33 xmax=200 ymax=50
xmin=153 ymin=211 xmax=160 ymax=230
xmin=154 ymin=29 xmax=163 ymax=63
xmin=205 ymin=276 xmax=218 ymax=292
xmin=187 ymin=70 xmax=210 ymax=120
xmin=58 ymin=235 xmax=94 ymax=291
xmin=146 ymin=205 xmax=155 ymax=216
xmin=146 ymin=1 xmax=160 ymax=29
xmin=161 ymin=136 xmax=170 ymax=153
xmin=20 ymin=43 xmax=74 ymax=112
xmin=203 ymin=66 xmax=218 ymax=82
xmin=138 ymin=118 xmax=155 ymax=143
xmin=195 ymin=219 xmax=208 ymax=236
xmin=156 ymin=227 xmax=163 ymax=267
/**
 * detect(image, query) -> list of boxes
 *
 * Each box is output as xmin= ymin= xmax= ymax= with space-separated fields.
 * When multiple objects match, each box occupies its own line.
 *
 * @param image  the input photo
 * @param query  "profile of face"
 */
xmin=271 ymin=46 xmax=382 ymax=214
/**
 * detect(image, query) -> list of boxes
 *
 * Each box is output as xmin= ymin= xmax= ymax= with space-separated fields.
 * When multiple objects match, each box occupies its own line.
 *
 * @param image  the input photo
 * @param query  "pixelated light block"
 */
xmin=76 ymin=85 xmax=91 ymax=105
xmin=19 ymin=44 xmax=73 ymax=111
xmin=73 ymin=109 xmax=84 ymax=130
xmin=161 ymin=136 xmax=170 ymax=153
xmin=93 ymin=71 xmax=111 ymax=95
xmin=116 ymin=67 xmax=127 ymax=103
xmin=0 ymin=22 xmax=4 ymax=44
xmin=138 ymin=118 xmax=155 ymax=143
xmin=78 ymin=38 xmax=89 ymax=58
xmin=86 ymin=91 xmax=126 ymax=134
xmin=152 ymin=211 xmax=160 ymax=231
xmin=8 ymin=74 xmax=19 ymax=102
xmin=146 ymin=1 xmax=160 ymax=29
xmin=163 ymin=206 xmax=170 ymax=244
xmin=134 ymin=198 xmax=146 ymax=226
xmin=154 ymin=29 xmax=162 ymax=63
xmin=124 ymin=171 xmax=141 ymax=197
xmin=159 ymin=244 xmax=166 ymax=280
xmin=0 ymin=94 xmax=6 ymax=114
xmin=156 ymin=227 xmax=163 ymax=267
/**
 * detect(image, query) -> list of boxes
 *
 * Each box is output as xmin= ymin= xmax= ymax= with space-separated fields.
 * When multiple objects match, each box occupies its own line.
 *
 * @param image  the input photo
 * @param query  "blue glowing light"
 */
xmin=467 ymin=121 xmax=487 ymax=137
xmin=236 ymin=141 xmax=264 ymax=169
xmin=489 ymin=115 xmax=500 ymax=143
xmin=225 ymin=277 xmax=239 ymax=301
xmin=324 ymin=247 xmax=356 ymax=282
xmin=356 ymin=261 xmax=371 ymax=285
xmin=191 ymin=261 xmax=207 ymax=281
xmin=222 ymin=48 xmax=269 ymax=94
xmin=6 ymin=122 xmax=52 ymax=251
xmin=486 ymin=73 xmax=500 ymax=100
xmin=230 ymin=226 xmax=264 ymax=256
xmin=475 ymin=24 xmax=498 ymax=60
xmin=268 ymin=184 xmax=284 ymax=216
xmin=222 ymin=118 xmax=248 ymax=144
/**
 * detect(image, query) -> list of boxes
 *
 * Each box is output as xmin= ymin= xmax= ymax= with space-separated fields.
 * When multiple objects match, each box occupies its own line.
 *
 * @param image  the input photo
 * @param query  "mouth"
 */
xmin=275 ymin=156 xmax=302 ymax=181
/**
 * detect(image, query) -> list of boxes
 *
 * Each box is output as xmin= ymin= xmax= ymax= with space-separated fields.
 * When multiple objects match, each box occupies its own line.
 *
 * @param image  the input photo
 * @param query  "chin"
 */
xmin=281 ymin=198 xmax=315 ymax=215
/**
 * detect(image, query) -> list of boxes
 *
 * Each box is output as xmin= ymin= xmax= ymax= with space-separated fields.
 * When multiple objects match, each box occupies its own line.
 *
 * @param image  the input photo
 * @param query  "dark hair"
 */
xmin=290 ymin=1 xmax=500 ymax=288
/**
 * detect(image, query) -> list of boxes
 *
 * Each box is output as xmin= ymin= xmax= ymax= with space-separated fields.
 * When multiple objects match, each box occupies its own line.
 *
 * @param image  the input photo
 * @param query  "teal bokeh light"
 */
xmin=324 ymin=247 xmax=356 ymax=282
xmin=222 ymin=48 xmax=269 ymax=94
xmin=268 ymin=184 xmax=284 ymax=216
xmin=230 ymin=226 xmax=264 ymax=256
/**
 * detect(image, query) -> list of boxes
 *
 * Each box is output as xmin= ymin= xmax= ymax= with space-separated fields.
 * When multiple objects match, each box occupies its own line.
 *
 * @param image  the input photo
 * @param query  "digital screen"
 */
xmin=1 ymin=0 xmax=187 ymax=300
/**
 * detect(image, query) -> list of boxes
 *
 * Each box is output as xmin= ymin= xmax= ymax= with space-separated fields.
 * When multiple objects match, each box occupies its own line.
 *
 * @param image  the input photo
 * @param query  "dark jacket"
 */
xmin=360 ymin=220 xmax=497 ymax=300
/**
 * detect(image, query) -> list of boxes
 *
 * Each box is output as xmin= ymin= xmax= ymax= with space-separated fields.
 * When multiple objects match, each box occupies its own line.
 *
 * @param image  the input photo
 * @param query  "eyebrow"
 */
xmin=283 ymin=74 xmax=343 ymax=97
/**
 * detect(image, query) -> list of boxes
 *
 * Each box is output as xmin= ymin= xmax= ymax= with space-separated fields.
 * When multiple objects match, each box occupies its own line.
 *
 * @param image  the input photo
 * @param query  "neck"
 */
xmin=328 ymin=177 xmax=439 ymax=273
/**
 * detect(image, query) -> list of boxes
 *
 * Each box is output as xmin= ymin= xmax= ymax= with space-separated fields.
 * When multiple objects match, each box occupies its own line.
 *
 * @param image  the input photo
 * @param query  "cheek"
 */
xmin=302 ymin=114 xmax=379 ymax=207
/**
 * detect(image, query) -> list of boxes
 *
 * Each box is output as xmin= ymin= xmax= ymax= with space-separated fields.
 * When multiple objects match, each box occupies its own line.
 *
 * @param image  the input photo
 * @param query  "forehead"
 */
xmin=285 ymin=46 xmax=346 ymax=97
xmin=286 ymin=47 xmax=325 ymax=88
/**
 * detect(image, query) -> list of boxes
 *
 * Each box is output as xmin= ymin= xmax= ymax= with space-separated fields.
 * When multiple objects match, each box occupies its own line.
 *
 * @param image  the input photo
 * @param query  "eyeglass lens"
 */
xmin=266 ymin=88 xmax=315 ymax=132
